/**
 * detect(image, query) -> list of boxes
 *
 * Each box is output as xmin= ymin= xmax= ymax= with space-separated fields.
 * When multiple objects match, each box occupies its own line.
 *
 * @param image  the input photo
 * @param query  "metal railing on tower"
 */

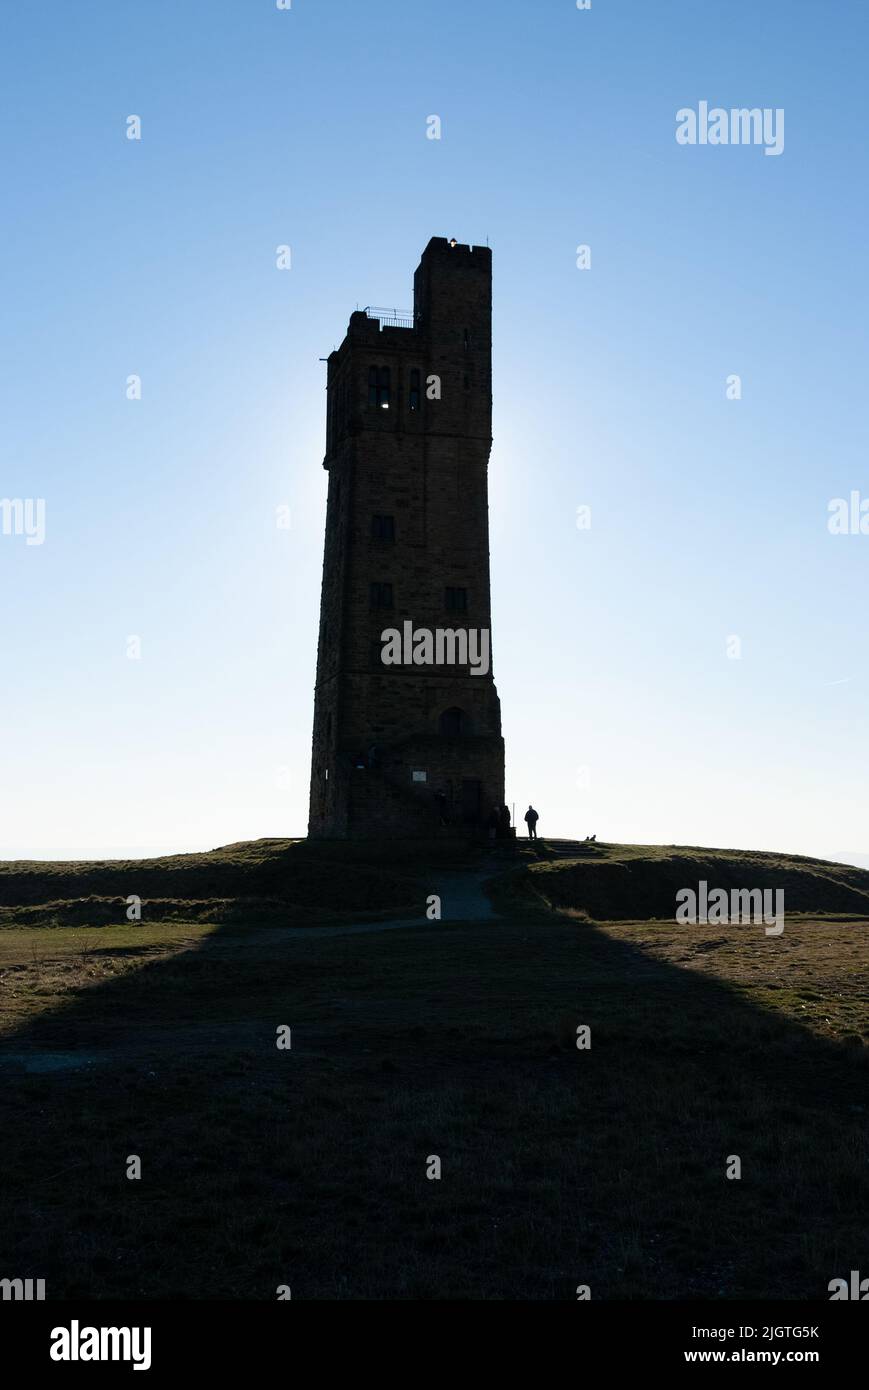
xmin=364 ymin=306 xmax=419 ymax=330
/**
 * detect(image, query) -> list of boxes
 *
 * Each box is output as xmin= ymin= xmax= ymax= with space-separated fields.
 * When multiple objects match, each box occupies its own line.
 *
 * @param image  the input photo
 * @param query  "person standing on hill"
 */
xmin=524 ymin=805 xmax=539 ymax=840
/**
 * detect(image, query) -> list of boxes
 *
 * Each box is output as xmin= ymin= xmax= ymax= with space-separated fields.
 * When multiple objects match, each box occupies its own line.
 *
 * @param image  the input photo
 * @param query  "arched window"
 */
xmin=439 ymin=707 xmax=469 ymax=737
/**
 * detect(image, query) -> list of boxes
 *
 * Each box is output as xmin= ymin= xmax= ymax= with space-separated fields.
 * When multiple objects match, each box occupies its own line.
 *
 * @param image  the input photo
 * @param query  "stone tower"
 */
xmin=307 ymin=237 xmax=505 ymax=838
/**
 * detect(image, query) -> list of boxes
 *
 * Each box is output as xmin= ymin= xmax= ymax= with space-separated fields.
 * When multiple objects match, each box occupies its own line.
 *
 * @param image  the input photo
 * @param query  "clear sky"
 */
xmin=2 ymin=0 xmax=867 ymax=864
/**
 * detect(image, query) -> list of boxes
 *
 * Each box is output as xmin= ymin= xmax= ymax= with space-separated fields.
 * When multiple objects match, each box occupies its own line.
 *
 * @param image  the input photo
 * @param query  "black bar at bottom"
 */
xmin=2 ymin=1300 xmax=864 ymax=1376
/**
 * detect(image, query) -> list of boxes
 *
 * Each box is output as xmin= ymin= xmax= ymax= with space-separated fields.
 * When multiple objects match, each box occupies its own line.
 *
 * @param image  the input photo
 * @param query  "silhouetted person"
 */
xmin=524 ymin=805 xmax=539 ymax=840
xmin=488 ymin=805 xmax=500 ymax=840
xmin=498 ymin=804 xmax=511 ymax=839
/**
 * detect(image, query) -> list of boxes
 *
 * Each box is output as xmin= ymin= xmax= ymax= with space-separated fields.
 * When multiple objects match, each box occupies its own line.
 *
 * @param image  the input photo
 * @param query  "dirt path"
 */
xmin=282 ymin=865 xmax=499 ymax=938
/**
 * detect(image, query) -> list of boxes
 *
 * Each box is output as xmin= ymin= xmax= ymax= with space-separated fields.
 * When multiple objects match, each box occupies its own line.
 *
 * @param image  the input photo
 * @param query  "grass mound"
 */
xmin=489 ymin=843 xmax=869 ymax=921
xmin=0 ymin=838 xmax=467 ymax=928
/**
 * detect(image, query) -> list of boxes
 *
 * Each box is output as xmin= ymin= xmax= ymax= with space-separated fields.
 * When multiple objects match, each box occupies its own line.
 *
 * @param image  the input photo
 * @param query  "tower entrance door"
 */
xmin=461 ymin=778 xmax=482 ymax=827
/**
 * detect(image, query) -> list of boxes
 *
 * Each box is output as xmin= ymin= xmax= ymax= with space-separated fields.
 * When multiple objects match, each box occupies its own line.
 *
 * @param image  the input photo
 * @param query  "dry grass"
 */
xmin=1 ymin=871 xmax=867 ymax=1299
xmin=490 ymin=841 xmax=869 ymax=920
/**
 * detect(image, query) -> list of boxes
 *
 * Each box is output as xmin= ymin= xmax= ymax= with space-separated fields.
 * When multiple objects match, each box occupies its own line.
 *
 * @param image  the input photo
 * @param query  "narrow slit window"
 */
xmin=370 ymin=581 xmax=394 ymax=609
xmin=368 ymin=366 xmax=378 ymax=407
xmin=378 ymin=366 xmax=390 ymax=409
xmin=409 ymin=368 xmax=421 ymax=411
xmin=328 ymin=479 xmax=341 ymax=530
xmin=445 ymin=586 xmax=468 ymax=613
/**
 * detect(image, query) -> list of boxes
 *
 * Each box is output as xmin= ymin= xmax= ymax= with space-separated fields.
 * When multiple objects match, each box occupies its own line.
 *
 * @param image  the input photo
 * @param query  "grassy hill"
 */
xmin=3 ymin=836 xmax=868 ymax=930
xmin=491 ymin=841 xmax=869 ymax=921
xmin=0 ymin=836 xmax=479 ymax=929
xmin=0 ymin=836 xmax=866 ymax=1300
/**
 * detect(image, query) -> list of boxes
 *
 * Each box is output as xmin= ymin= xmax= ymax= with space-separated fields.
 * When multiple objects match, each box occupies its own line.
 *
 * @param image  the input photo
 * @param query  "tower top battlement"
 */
xmin=417 ymin=236 xmax=491 ymax=263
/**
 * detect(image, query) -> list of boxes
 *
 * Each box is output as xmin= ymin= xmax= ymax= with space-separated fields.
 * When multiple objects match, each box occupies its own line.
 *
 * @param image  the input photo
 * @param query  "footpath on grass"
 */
xmin=274 ymin=863 xmax=500 ymax=937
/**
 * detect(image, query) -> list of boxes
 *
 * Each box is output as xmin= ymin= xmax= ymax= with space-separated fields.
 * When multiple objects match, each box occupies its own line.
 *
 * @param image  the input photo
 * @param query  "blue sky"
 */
xmin=1 ymin=0 xmax=867 ymax=863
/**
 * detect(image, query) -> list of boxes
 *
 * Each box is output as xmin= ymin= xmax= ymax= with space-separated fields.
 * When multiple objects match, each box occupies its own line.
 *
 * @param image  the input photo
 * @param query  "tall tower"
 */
xmin=308 ymin=238 xmax=505 ymax=838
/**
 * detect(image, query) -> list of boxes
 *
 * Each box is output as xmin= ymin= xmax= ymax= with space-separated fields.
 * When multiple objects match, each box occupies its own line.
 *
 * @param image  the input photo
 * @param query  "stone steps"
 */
xmin=527 ymin=838 xmax=602 ymax=860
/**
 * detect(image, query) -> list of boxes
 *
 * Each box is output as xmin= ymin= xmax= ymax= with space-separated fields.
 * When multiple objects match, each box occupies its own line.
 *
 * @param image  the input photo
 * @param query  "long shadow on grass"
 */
xmin=1 ymin=907 xmax=867 ymax=1301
